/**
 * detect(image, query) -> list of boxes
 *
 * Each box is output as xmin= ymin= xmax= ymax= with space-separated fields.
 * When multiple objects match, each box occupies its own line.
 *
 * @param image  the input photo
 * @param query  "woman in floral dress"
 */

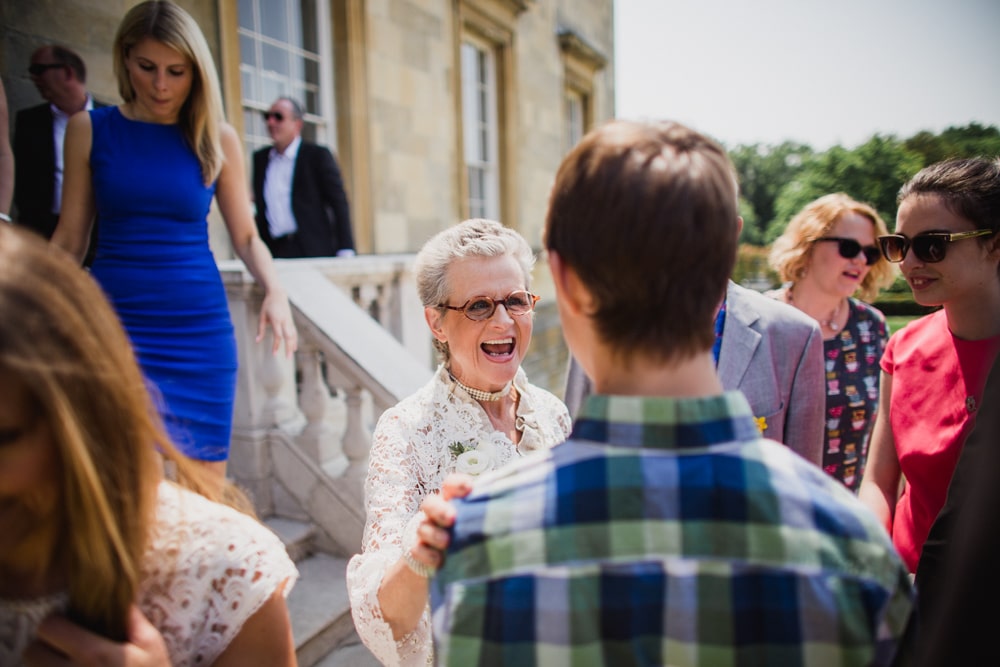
xmin=346 ymin=218 xmax=571 ymax=666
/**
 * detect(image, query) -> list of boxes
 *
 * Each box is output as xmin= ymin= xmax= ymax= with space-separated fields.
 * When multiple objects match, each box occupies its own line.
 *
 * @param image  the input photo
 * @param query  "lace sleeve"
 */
xmin=347 ymin=399 xmax=440 ymax=667
xmin=346 ymin=369 xmax=571 ymax=667
xmin=139 ymin=483 xmax=299 ymax=667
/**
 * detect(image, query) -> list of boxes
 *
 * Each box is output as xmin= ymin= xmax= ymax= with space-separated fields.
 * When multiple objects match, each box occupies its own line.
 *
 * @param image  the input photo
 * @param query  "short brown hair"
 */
xmin=544 ymin=120 xmax=739 ymax=363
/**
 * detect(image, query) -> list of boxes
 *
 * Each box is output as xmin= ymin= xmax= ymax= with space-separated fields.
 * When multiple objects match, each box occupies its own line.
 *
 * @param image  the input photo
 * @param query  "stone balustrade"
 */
xmin=219 ymin=255 xmax=432 ymax=556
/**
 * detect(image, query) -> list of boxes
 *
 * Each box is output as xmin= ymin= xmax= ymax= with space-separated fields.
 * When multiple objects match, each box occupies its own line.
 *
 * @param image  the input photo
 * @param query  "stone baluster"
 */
xmin=341 ymin=385 xmax=372 ymax=481
xmin=259 ymin=337 xmax=287 ymax=427
xmin=295 ymin=346 xmax=332 ymax=464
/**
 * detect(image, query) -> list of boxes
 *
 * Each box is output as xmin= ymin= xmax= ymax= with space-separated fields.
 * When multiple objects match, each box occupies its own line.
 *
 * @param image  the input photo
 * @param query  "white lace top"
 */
xmin=0 ymin=481 xmax=298 ymax=667
xmin=346 ymin=365 xmax=571 ymax=667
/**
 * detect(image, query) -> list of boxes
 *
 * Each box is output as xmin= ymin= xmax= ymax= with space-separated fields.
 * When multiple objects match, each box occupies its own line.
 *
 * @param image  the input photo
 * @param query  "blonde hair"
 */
xmin=769 ymin=193 xmax=896 ymax=302
xmin=113 ymin=0 xmax=225 ymax=184
xmin=0 ymin=225 xmax=239 ymax=640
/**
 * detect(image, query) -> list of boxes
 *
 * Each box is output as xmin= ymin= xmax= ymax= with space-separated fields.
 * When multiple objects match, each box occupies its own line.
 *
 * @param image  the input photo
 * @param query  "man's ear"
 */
xmin=425 ymin=306 xmax=447 ymax=344
xmin=548 ymin=250 xmax=595 ymax=316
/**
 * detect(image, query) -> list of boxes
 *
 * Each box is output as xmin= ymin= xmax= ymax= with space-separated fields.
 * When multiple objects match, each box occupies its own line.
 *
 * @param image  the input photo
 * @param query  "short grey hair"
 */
xmin=416 ymin=218 xmax=535 ymax=307
xmin=415 ymin=219 xmax=536 ymax=364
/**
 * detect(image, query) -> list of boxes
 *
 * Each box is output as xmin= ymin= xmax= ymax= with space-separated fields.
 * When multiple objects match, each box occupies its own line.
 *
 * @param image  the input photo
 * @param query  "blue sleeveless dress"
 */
xmin=88 ymin=106 xmax=237 ymax=461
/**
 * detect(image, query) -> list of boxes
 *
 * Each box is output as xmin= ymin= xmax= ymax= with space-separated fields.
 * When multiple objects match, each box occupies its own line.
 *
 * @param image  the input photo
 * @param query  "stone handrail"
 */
xmin=220 ymin=256 xmax=432 ymax=556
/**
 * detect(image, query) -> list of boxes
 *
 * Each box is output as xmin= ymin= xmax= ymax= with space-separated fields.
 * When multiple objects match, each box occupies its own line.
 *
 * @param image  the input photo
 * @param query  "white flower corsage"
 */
xmin=450 ymin=440 xmax=496 ymax=476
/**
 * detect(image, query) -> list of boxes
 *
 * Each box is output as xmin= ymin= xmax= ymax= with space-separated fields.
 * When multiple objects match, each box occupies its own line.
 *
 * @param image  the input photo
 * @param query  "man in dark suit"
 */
xmin=13 ymin=44 xmax=103 ymax=265
xmin=253 ymin=96 xmax=355 ymax=258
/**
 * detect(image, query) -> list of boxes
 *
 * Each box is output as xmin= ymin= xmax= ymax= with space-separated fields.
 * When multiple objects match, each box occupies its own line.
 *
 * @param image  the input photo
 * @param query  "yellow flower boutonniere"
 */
xmin=754 ymin=416 xmax=767 ymax=433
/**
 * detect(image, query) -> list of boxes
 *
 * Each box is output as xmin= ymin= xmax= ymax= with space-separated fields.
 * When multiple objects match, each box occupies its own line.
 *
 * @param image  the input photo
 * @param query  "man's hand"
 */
xmin=23 ymin=605 xmax=171 ymax=667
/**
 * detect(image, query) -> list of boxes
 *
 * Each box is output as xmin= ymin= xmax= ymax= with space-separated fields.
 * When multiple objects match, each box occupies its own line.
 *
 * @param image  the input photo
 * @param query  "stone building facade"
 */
xmin=1 ymin=0 xmax=615 ymax=393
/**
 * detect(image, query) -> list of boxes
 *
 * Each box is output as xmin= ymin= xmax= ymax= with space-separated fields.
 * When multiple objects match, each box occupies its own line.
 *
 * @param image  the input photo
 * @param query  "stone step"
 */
xmin=265 ymin=515 xmax=317 ymax=563
xmin=287 ymin=553 xmax=360 ymax=667
xmin=263 ymin=516 xmax=380 ymax=665
xmin=312 ymin=638 xmax=383 ymax=667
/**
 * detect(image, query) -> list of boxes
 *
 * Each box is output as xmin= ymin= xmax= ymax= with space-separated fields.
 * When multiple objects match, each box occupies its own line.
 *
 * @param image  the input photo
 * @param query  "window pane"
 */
xmin=300 ymin=0 xmax=319 ymax=51
xmin=239 ymin=34 xmax=257 ymax=67
xmin=261 ymin=43 xmax=289 ymax=76
xmin=238 ymin=0 xmax=255 ymax=30
xmin=240 ymin=67 xmax=257 ymax=102
xmin=261 ymin=2 xmax=289 ymax=42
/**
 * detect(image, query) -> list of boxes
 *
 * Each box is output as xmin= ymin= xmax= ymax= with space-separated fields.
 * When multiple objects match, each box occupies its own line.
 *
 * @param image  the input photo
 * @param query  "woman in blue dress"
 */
xmin=53 ymin=0 xmax=297 ymax=485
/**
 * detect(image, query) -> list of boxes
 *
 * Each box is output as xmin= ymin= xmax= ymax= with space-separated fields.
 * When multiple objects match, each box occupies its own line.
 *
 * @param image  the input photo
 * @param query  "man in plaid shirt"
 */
xmin=420 ymin=120 xmax=915 ymax=666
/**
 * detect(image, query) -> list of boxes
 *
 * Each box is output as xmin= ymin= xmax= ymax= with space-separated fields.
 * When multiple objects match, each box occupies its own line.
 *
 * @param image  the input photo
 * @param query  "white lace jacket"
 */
xmin=0 ymin=481 xmax=298 ymax=667
xmin=346 ymin=365 xmax=571 ymax=666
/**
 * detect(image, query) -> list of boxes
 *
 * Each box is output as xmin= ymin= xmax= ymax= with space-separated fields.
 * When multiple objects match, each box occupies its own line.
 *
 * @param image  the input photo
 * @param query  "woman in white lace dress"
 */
xmin=347 ymin=218 xmax=572 ymax=665
xmin=0 ymin=225 xmax=298 ymax=667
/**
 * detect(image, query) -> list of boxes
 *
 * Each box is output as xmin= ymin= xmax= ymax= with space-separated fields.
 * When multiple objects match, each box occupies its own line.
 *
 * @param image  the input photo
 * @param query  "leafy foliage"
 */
xmin=729 ymin=142 xmax=812 ymax=245
xmin=729 ymin=124 xmax=1000 ymax=246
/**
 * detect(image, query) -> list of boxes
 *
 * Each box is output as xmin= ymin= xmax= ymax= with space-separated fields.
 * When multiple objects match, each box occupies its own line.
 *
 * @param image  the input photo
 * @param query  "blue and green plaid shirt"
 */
xmin=430 ymin=391 xmax=914 ymax=666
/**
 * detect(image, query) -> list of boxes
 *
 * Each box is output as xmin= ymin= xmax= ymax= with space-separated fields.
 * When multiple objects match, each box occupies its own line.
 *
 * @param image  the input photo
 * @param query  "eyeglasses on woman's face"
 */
xmin=439 ymin=290 xmax=540 ymax=321
xmin=877 ymin=229 xmax=995 ymax=263
xmin=812 ymin=237 xmax=882 ymax=266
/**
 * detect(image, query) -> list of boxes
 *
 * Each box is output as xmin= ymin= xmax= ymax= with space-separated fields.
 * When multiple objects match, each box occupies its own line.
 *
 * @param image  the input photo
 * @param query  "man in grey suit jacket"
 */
xmin=565 ymin=280 xmax=825 ymax=465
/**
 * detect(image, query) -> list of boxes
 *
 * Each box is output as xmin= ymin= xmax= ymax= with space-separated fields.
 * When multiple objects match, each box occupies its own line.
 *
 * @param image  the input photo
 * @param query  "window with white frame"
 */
xmin=558 ymin=29 xmax=606 ymax=156
xmin=237 ymin=0 xmax=335 ymax=155
xmin=565 ymin=88 xmax=585 ymax=152
xmin=461 ymin=38 xmax=500 ymax=221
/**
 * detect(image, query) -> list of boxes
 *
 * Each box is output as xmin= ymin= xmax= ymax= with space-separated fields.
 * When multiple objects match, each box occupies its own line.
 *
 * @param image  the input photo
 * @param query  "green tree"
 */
xmin=729 ymin=141 xmax=813 ymax=246
xmin=904 ymin=123 xmax=1000 ymax=165
xmin=765 ymin=135 xmax=923 ymax=243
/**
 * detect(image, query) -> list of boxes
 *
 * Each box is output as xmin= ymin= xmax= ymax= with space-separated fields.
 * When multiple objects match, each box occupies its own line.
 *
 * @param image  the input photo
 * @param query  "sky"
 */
xmin=614 ymin=0 xmax=1000 ymax=150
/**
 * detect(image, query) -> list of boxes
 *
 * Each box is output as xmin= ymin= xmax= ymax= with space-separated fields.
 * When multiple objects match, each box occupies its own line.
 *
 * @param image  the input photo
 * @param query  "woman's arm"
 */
xmin=858 ymin=370 xmax=901 ymax=533
xmin=51 ymin=111 xmax=96 ymax=263
xmin=215 ymin=123 xmax=297 ymax=356
xmin=212 ymin=588 xmax=296 ymax=667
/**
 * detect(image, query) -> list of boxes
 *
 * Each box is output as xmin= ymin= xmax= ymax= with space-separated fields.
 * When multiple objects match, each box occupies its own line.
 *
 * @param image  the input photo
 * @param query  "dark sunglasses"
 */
xmin=439 ymin=290 xmax=540 ymax=321
xmin=878 ymin=229 xmax=995 ymax=263
xmin=262 ymin=111 xmax=285 ymax=122
xmin=813 ymin=237 xmax=882 ymax=266
xmin=28 ymin=63 xmax=65 ymax=76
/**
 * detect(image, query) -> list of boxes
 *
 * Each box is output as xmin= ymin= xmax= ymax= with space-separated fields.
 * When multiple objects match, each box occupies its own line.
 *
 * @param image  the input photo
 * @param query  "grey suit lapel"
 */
xmin=718 ymin=283 xmax=761 ymax=390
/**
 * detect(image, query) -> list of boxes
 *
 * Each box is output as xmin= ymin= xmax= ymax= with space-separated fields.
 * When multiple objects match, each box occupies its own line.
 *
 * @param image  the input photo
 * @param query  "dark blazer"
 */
xmin=13 ymin=100 xmax=105 ymax=265
xmin=253 ymin=140 xmax=354 ymax=258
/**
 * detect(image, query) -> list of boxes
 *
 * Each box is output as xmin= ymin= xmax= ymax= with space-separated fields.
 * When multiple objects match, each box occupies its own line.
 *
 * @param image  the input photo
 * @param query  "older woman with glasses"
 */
xmin=346 ymin=218 xmax=571 ymax=666
xmin=859 ymin=157 xmax=1000 ymax=574
xmin=767 ymin=193 xmax=897 ymax=491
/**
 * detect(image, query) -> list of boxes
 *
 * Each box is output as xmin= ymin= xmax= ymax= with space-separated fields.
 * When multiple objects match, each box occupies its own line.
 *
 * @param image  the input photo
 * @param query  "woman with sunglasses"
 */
xmin=346 ymin=218 xmax=571 ymax=666
xmin=858 ymin=157 xmax=1000 ymax=574
xmin=767 ymin=193 xmax=897 ymax=491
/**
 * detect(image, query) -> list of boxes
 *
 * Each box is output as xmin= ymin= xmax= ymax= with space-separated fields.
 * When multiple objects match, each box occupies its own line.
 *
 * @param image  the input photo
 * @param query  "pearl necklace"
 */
xmin=450 ymin=373 xmax=513 ymax=402
xmin=786 ymin=286 xmax=845 ymax=332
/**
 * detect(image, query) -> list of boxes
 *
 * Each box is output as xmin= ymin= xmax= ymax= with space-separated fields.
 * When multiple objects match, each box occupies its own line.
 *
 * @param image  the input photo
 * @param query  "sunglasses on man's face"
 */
xmin=438 ymin=290 xmax=540 ymax=321
xmin=28 ymin=63 xmax=65 ymax=77
xmin=813 ymin=237 xmax=882 ymax=266
xmin=877 ymin=229 xmax=995 ymax=263
xmin=262 ymin=111 xmax=285 ymax=122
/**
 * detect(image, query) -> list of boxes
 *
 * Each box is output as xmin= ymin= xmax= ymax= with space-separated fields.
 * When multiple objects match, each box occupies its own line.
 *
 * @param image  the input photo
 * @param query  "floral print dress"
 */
xmin=822 ymin=298 xmax=889 ymax=491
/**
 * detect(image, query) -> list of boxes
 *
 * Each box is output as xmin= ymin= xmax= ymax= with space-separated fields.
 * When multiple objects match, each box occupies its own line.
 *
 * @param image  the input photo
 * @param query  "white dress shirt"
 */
xmin=263 ymin=135 xmax=301 ymax=238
